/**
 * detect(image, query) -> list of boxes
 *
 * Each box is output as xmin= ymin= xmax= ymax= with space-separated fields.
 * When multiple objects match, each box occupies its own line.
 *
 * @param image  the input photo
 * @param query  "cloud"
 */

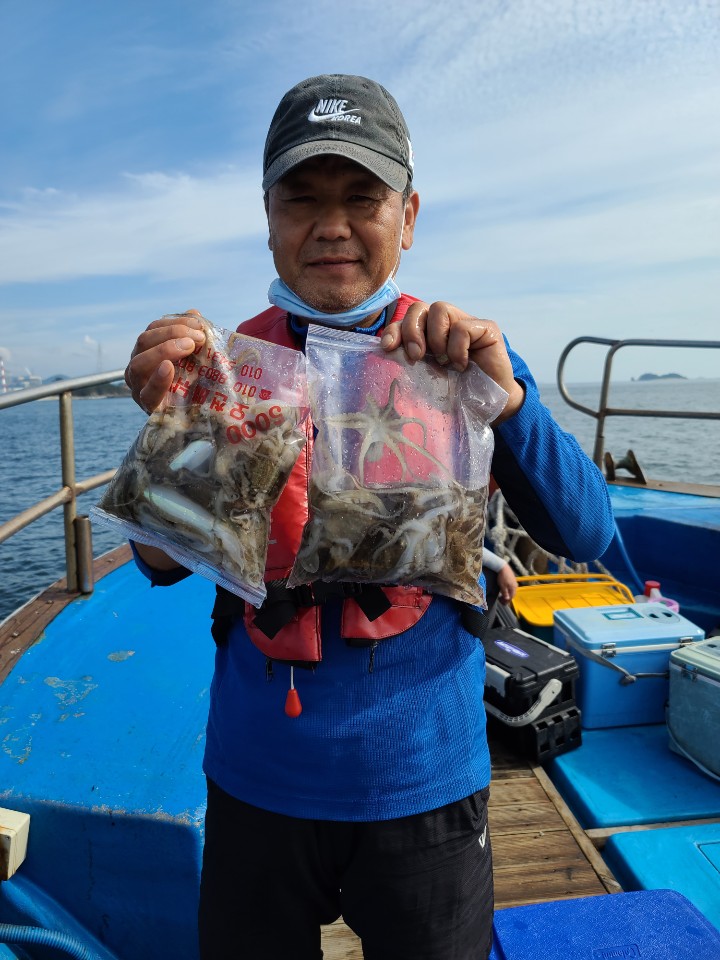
xmin=2 ymin=0 xmax=718 ymax=384
xmin=0 ymin=167 xmax=267 ymax=285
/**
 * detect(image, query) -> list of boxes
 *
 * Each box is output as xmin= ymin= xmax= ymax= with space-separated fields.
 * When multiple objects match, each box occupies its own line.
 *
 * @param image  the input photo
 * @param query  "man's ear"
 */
xmin=402 ymin=190 xmax=420 ymax=251
xmin=265 ymin=190 xmax=273 ymax=250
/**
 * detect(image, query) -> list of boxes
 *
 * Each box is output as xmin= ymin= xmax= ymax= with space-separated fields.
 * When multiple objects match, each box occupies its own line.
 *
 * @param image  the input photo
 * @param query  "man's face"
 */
xmin=267 ymin=156 xmax=419 ymax=318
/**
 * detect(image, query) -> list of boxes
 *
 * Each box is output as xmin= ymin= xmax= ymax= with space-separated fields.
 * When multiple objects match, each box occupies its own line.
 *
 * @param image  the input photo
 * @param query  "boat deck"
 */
xmin=320 ymin=737 xmax=619 ymax=958
xmin=0 ymin=546 xmax=135 ymax=683
xmin=1 ymin=551 xmax=619 ymax=959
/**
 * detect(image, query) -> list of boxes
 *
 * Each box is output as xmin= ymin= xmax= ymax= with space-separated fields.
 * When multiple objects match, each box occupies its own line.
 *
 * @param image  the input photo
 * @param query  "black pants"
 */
xmin=199 ymin=778 xmax=494 ymax=960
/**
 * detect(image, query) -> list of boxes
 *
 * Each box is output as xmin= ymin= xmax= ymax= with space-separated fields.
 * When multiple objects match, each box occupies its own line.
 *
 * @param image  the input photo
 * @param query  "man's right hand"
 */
xmin=124 ymin=309 xmax=206 ymax=412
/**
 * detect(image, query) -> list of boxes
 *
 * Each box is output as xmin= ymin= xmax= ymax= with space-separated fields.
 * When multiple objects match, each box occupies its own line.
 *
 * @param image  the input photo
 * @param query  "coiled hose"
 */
xmin=0 ymin=923 xmax=94 ymax=960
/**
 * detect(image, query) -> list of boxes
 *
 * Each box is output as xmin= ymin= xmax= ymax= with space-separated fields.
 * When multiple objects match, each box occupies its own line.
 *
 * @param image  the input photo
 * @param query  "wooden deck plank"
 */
xmin=321 ymin=921 xmax=363 ymax=960
xmin=531 ymin=764 xmax=621 ymax=895
xmin=495 ymin=859 xmax=608 ymax=907
xmin=493 ymin=827 xmax=595 ymax=865
xmin=487 ymin=800 xmax=569 ymax=834
xmin=488 ymin=776 xmax=551 ymax=806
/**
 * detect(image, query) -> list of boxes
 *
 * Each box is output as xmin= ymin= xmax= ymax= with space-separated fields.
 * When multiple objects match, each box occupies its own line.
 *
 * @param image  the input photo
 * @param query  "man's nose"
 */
xmin=312 ymin=203 xmax=352 ymax=241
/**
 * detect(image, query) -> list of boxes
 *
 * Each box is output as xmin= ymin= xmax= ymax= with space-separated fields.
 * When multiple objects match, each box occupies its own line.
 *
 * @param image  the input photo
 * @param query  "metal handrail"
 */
xmin=0 ymin=370 xmax=127 ymax=595
xmin=557 ymin=337 xmax=720 ymax=467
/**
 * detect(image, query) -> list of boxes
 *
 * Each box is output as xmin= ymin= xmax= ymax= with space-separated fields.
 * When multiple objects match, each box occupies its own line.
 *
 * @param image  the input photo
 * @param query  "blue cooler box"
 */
xmin=553 ymin=603 xmax=704 ymax=729
xmin=489 ymin=889 xmax=720 ymax=959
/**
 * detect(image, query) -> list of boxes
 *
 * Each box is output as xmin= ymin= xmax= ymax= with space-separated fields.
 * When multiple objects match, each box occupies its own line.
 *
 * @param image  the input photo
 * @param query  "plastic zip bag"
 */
xmin=92 ymin=315 xmax=309 ymax=606
xmin=287 ymin=325 xmax=508 ymax=606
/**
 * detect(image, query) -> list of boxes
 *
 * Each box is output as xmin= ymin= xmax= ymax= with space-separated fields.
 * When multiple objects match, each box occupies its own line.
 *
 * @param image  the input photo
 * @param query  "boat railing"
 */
xmin=0 ymin=371 xmax=127 ymax=596
xmin=557 ymin=337 xmax=720 ymax=471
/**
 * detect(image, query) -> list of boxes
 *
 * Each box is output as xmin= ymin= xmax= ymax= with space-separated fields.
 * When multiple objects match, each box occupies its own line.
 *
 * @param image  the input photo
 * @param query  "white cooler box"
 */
xmin=668 ymin=637 xmax=720 ymax=780
xmin=553 ymin=603 xmax=704 ymax=729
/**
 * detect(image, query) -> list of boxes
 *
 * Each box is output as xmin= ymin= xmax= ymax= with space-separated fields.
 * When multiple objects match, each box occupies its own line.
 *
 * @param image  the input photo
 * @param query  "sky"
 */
xmin=0 ymin=0 xmax=719 ymax=384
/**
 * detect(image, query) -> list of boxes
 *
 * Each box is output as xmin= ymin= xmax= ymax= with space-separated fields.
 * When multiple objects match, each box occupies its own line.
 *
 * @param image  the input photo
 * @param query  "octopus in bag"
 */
xmin=288 ymin=371 xmax=489 ymax=605
xmin=290 ymin=479 xmax=488 ymax=605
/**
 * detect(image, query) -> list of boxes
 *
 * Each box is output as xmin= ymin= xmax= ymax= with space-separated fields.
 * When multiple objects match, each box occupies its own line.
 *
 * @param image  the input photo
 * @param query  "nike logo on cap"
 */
xmin=308 ymin=98 xmax=361 ymax=123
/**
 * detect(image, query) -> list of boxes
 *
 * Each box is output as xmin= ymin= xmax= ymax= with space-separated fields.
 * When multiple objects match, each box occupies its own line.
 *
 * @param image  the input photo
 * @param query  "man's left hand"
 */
xmin=380 ymin=300 xmax=525 ymax=424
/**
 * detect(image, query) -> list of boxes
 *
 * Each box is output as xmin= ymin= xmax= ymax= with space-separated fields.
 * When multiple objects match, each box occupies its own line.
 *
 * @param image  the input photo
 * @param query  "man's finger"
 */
xmin=380 ymin=324 xmax=401 ymax=351
xmin=137 ymin=360 xmax=175 ymax=413
xmin=400 ymin=302 xmax=429 ymax=361
xmin=445 ymin=321 xmax=494 ymax=371
xmin=380 ymin=301 xmax=428 ymax=360
xmin=147 ymin=312 xmax=205 ymax=332
xmin=132 ymin=327 xmax=205 ymax=362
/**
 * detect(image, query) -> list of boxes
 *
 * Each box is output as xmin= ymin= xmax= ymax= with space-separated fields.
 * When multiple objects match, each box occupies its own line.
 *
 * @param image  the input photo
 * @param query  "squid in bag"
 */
xmin=287 ymin=325 xmax=508 ymax=606
xmin=92 ymin=315 xmax=309 ymax=606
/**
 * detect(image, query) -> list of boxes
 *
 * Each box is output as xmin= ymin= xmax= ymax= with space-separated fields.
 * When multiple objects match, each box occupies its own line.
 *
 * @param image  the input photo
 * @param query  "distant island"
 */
xmin=632 ymin=372 xmax=687 ymax=382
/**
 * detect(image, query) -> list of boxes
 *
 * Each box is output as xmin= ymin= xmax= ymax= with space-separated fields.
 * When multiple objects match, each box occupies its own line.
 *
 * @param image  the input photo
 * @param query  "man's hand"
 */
xmin=124 ymin=309 xmax=206 ymax=413
xmin=381 ymin=301 xmax=525 ymax=424
xmin=496 ymin=563 xmax=519 ymax=605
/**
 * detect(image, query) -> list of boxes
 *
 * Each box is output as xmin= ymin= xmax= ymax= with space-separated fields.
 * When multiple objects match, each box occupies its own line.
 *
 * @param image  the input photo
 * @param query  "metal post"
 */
xmin=74 ymin=515 xmax=94 ymax=595
xmin=593 ymin=349 xmax=617 ymax=468
xmin=59 ymin=391 xmax=78 ymax=592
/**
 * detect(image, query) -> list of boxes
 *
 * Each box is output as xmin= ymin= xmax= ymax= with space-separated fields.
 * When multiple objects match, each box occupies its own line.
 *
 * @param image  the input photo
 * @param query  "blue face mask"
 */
xmin=267 ymin=275 xmax=401 ymax=329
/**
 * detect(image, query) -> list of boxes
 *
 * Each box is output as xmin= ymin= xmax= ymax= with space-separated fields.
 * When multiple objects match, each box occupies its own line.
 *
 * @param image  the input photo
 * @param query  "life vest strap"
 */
xmin=253 ymin=580 xmax=392 ymax=639
xmin=211 ymin=581 xmax=393 ymax=649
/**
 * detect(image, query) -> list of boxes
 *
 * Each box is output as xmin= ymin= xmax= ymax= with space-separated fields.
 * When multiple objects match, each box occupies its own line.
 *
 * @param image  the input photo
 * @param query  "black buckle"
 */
xmin=253 ymin=580 xmax=392 ymax=640
xmin=339 ymin=581 xmax=365 ymax=599
xmin=292 ymin=584 xmax=316 ymax=607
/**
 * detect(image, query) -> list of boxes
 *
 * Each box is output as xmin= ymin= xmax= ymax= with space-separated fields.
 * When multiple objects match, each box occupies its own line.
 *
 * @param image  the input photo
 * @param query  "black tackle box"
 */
xmin=481 ymin=625 xmax=582 ymax=762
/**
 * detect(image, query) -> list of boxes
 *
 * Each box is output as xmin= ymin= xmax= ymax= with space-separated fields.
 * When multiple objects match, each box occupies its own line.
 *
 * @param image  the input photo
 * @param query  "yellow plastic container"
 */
xmin=511 ymin=574 xmax=635 ymax=640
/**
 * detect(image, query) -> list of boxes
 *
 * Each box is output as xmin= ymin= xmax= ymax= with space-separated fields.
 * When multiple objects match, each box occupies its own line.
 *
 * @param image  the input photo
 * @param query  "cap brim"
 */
xmin=262 ymin=140 xmax=408 ymax=192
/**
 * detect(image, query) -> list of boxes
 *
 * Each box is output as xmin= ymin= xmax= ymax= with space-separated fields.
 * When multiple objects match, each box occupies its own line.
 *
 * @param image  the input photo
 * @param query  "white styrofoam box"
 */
xmin=0 ymin=806 xmax=30 ymax=880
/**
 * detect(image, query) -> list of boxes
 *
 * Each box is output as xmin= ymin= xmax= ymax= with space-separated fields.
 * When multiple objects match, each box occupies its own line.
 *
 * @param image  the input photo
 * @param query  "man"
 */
xmin=125 ymin=74 xmax=614 ymax=960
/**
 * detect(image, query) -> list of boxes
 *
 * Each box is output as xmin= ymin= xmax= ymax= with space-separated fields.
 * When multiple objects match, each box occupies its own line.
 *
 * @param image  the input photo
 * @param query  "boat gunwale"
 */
xmin=0 ymin=544 xmax=131 ymax=684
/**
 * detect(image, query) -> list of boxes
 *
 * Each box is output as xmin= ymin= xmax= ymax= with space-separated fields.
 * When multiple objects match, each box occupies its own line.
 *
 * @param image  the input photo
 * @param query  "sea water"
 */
xmin=0 ymin=397 xmax=146 ymax=624
xmin=0 ymin=381 xmax=718 ymax=623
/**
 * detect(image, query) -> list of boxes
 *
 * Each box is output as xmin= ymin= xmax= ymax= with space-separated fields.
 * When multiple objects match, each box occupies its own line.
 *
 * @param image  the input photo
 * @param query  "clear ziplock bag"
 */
xmin=287 ymin=325 xmax=508 ymax=606
xmin=92 ymin=315 xmax=309 ymax=606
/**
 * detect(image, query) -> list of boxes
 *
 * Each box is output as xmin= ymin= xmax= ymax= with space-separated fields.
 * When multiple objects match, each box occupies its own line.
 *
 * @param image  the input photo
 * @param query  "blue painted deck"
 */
xmin=603 ymin=823 xmax=720 ymax=932
xmin=604 ymin=485 xmax=720 ymax=631
xmin=547 ymin=724 xmax=720 ymax=829
xmin=0 ymin=561 xmax=216 ymax=960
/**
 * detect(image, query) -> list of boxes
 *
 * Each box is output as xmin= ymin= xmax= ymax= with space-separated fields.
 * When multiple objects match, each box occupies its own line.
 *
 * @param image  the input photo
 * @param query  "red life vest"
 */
xmin=235 ymin=296 xmax=433 ymax=663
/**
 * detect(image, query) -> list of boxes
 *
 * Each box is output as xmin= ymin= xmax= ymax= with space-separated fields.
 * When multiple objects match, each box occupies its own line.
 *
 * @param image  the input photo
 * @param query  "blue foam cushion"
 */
xmin=489 ymin=889 xmax=720 ymax=959
xmin=546 ymin=724 xmax=720 ymax=828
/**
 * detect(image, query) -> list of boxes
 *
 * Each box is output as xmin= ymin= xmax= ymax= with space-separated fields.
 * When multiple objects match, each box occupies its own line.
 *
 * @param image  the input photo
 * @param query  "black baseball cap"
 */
xmin=262 ymin=74 xmax=414 ymax=193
